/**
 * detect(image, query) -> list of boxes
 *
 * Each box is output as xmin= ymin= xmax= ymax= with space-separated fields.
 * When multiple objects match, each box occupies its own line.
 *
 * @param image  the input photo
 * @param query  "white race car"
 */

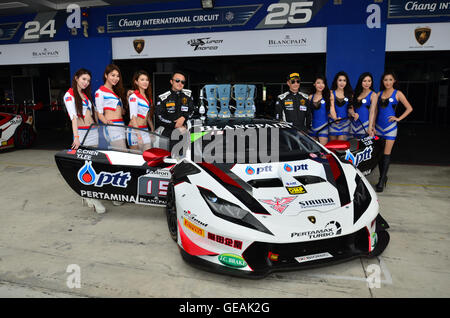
xmin=55 ymin=118 xmax=390 ymax=278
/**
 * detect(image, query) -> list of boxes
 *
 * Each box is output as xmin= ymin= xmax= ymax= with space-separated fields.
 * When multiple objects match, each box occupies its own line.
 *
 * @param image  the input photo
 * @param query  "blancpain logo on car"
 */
xmin=291 ymin=221 xmax=342 ymax=239
xmin=77 ymin=161 xmax=131 ymax=188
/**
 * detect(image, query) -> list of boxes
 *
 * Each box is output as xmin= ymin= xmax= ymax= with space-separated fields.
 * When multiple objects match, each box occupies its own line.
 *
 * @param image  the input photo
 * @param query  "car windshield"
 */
xmin=81 ymin=123 xmax=170 ymax=154
xmin=189 ymin=126 xmax=323 ymax=163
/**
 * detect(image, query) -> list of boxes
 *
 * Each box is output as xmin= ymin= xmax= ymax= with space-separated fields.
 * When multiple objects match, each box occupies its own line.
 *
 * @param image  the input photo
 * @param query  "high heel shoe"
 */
xmin=375 ymin=177 xmax=387 ymax=192
xmin=375 ymin=154 xmax=391 ymax=193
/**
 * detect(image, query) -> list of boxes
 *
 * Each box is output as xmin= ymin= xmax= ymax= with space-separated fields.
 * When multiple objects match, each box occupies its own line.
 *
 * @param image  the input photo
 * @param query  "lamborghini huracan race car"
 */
xmin=0 ymin=104 xmax=37 ymax=150
xmin=55 ymin=119 xmax=389 ymax=278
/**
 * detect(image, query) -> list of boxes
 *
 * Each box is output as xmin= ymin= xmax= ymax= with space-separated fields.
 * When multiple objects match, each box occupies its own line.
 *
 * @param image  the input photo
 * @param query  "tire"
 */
xmin=166 ymin=182 xmax=178 ymax=242
xmin=14 ymin=124 xmax=36 ymax=149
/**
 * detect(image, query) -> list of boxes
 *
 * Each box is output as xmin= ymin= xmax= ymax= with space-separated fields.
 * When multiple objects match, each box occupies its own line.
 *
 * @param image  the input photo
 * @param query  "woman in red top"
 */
xmin=63 ymin=68 xmax=106 ymax=213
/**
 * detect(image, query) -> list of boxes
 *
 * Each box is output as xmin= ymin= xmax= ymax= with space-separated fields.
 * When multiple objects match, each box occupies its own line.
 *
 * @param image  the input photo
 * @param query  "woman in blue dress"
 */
xmin=351 ymin=72 xmax=378 ymax=138
xmin=375 ymin=71 xmax=413 ymax=192
xmin=309 ymin=75 xmax=337 ymax=145
xmin=330 ymin=71 xmax=356 ymax=140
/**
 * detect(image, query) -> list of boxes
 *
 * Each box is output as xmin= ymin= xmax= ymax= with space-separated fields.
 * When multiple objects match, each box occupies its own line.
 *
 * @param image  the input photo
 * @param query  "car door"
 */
xmin=54 ymin=124 xmax=172 ymax=207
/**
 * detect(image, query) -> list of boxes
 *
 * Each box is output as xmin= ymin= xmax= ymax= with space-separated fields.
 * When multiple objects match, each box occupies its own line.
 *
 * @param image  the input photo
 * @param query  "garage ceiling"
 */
xmin=0 ymin=0 xmax=180 ymax=17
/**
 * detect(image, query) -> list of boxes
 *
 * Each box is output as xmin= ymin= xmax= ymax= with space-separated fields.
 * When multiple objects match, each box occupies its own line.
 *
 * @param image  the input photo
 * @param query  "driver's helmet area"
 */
xmin=80 ymin=124 xmax=170 ymax=154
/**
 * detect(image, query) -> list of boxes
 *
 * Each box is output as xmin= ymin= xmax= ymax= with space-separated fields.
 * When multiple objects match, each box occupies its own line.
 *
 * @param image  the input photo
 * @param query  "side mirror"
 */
xmin=325 ymin=140 xmax=350 ymax=152
xmin=143 ymin=148 xmax=171 ymax=167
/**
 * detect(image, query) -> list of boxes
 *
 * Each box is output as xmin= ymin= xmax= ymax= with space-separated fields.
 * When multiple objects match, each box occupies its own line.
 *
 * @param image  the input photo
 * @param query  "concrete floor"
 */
xmin=0 ymin=149 xmax=449 ymax=298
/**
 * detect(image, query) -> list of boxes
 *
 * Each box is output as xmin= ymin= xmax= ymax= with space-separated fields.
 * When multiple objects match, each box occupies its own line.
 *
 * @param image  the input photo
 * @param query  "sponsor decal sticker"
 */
xmin=286 ymin=185 xmax=307 ymax=195
xmin=245 ymin=165 xmax=272 ymax=175
xmin=345 ymin=146 xmax=373 ymax=167
xmin=295 ymin=252 xmax=333 ymax=264
xmin=77 ymin=161 xmax=131 ymax=188
xmin=218 ymin=253 xmax=247 ymax=268
xmin=291 ymin=221 xmax=342 ymax=239
xmin=283 ymin=163 xmax=308 ymax=172
xmin=183 ymin=218 xmax=205 ymax=237
xmin=208 ymin=232 xmax=242 ymax=250
xmin=299 ymin=198 xmax=336 ymax=209
xmin=259 ymin=197 xmax=296 ymax=214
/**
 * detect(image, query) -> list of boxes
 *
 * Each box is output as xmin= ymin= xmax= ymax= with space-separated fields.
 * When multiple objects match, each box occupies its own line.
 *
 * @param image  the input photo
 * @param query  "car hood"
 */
xmin=194 ymin=153 xmax=355 ymax=216
xmin=230 ymin=159 xmax=345 ymax=215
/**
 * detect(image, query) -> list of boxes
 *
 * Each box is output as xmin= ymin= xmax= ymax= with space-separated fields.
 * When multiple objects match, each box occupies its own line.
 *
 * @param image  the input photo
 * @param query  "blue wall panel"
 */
xmin=326 ymin=23 xmax=386 ymax=91
xmin=68 ymin=37 xmax=112 ymax=92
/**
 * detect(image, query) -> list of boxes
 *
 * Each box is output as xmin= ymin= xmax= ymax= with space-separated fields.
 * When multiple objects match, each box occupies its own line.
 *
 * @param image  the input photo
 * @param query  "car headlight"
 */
xmin=353 ymin=174 xmax=372 ymax=224
xmin=198 ymin=187 xmax=273 ymax=235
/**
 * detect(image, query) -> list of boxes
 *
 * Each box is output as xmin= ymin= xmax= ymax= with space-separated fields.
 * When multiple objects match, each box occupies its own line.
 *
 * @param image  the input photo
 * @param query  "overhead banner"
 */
xmin=386 ymin=22 xmax=450 ymax=51
xmin=388 ymin=0 xmax=450 ymax=18
xmin=0 ymin=41 xmax=69 ymax=65
xmin=107 ymin=5 xmax=262 ymax=33
xmin=112 ymin=27 xmax=326 ymax=59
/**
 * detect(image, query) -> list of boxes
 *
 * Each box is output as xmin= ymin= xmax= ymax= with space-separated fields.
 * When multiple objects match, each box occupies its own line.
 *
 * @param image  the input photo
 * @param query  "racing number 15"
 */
xmin=146 ymin=180 xmax=169 ymax=196
xmin=265 ymin=1 xmax=313 ymax=25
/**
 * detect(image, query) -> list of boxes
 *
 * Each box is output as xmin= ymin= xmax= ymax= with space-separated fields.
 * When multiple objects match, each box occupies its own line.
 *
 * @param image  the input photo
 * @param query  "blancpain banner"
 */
xmin=0 ymin=41 xmax=70 ymax=65
xmin=386 ymin=22 xmax=450 ymax=51
xmin=112 ymin=27 xmax=326 ymax=59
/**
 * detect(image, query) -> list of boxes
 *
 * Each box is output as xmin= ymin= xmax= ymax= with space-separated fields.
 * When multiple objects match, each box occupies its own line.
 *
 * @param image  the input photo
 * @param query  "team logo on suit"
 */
xmin=133 ymin=39 xmax=145 ymax=54
xmin=414 ymin=27 xmax=431 ymax=45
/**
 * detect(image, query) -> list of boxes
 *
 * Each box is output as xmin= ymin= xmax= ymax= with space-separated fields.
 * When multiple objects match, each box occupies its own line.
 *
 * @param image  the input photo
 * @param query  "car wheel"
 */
xmin=14 ymin=124 xmax=36 ymax=149
xmin=166 ymin=182 xmax=178 ymax=242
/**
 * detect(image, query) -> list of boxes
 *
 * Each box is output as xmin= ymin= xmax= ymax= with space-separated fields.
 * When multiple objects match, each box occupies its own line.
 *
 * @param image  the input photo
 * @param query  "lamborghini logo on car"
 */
xmin=308 ymin=216 xmax=316 ymax=224
xmin=259 ymin=197 xmax=296 ymax=214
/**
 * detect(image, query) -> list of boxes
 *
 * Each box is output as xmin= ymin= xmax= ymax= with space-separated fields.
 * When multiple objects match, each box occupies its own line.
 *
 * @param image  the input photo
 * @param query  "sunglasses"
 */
xmin=173 ymin=79 xmax=186 ymax=85
xmin=290 ymin=79 xmax=300 ymax=84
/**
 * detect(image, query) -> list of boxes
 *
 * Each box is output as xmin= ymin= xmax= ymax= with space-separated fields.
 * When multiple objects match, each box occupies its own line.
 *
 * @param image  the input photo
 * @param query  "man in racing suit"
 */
xmin=155 ymin=71 xmax=194 ymax=139
xmin=275 ymin=72 xmax=312 ymax=132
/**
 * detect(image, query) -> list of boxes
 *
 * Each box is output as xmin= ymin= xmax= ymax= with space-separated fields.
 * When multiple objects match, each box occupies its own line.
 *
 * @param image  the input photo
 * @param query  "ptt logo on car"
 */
xmin=345 ymin=146 xmax=373 ymax=167
xmin=77 ymin=161 xmax=131 ymax=188
xmin=245 ymin=165 xmax=272 ymax=175
xmin=283 ymin=163 xmax=308 ymax=172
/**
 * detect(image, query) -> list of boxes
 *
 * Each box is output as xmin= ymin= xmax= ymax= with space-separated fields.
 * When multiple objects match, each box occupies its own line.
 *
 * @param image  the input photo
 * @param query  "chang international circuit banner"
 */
xmin=106 ymin=5 xmax=262 ymax=33
xmin=111 ymin=27 xmax=327 ymax=60
xmin=388 ymin=0 xmax=450 ymax=18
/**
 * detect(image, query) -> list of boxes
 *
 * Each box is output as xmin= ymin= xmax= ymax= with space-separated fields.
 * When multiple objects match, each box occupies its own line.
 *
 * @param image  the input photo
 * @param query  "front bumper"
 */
xmin=180 ymin=214 xmax=390 ymax=279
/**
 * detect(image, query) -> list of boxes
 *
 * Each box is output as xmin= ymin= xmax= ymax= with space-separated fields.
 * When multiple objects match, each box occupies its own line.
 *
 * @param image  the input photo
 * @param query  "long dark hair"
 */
xmin=379 ymin=71 xmax=400 ymax=91
xmin=71 ymin=68 xmax=92 ymax=119
xmin=132 ymin=70 xmax=154 ymax=119
xmin=354 ymin=72 xmax=375 ymax=101
xmin=312 ymin=75 xmax=331 ymax=111
xmin=103 ymin=64 xmax=127 ymax=106
xmin=331 ymin=71 xmax=353 ymax=99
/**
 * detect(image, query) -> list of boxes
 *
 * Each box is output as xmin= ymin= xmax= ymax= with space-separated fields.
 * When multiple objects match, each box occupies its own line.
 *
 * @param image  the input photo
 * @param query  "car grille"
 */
xmin=242 ymin=227 xmax=369 ymax=272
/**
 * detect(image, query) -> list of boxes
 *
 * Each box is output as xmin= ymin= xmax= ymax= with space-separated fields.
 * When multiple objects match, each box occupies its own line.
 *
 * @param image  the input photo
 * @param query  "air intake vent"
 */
xmin=247 ymin=178 xmax=283 ymax=188
xmin=294 ymin=175 xmax=326 ymax=185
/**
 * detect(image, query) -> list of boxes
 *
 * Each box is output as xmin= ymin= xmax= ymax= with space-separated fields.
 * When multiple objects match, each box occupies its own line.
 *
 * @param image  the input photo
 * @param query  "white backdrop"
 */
xmin=386 ymin=22 xmax=450 ymax=51
xmin=112 ymin=27 xmax=327 ymax=60
xmin=0 ymin=41 xmax=70 ymax=65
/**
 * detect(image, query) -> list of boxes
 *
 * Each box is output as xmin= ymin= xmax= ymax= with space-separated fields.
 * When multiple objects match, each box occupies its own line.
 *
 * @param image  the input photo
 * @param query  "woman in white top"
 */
xmin=94 ymin=64 xmax=127 ymax=150
xmin=63 ymin=68 xmax=105 ymax=213
xmin=127 ymin=70 xmax=154 ymax=151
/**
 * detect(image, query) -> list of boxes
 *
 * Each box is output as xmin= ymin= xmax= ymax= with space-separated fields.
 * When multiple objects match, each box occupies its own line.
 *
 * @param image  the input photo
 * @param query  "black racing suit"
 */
xmin=274 ymin=90 xmax=312 ymax=132
xmin=155 ymin=88 xmax=194 ymax=138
